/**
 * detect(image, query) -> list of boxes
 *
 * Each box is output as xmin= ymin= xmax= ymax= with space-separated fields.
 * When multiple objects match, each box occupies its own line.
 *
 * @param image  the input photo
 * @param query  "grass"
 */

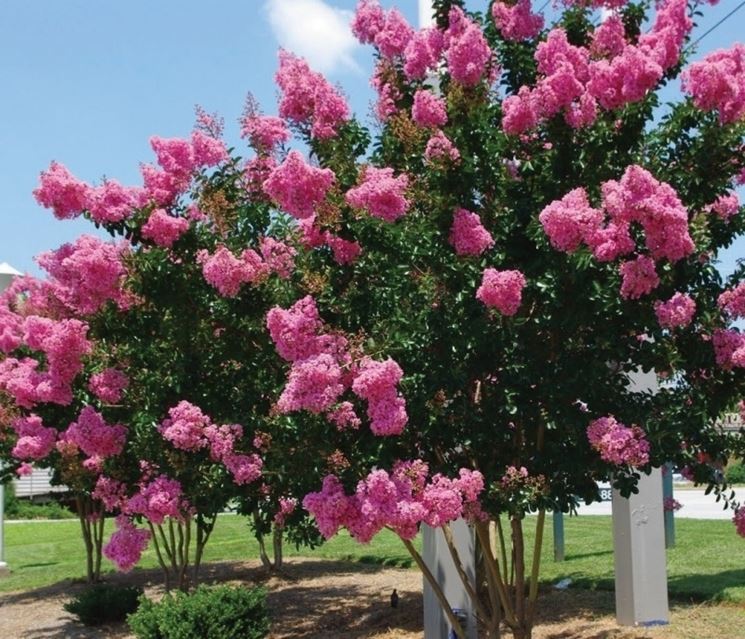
xmin=2 ymin=514 xmax=744 ymax=605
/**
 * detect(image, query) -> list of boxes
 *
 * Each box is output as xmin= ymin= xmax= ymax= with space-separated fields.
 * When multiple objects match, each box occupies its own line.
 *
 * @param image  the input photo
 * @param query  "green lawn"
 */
xmin=2 ymin=515 xmax=744 ymax=604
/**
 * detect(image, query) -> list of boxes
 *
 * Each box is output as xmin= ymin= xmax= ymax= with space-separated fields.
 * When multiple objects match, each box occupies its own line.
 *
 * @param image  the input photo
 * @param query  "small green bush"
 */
xmin=7 ymin=499 xmax=76 ymax=520
xmin=726 ymin=461 xmax=745 ymax=485
xmin=64 ymin=583 xmax=143 ymax=625
xmin=128 ymin=585 xmax=269 ymax=639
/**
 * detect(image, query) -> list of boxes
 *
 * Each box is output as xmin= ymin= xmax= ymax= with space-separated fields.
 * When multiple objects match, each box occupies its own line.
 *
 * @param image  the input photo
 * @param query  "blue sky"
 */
xmin=0 ymin=0 xmax=742 ymax=277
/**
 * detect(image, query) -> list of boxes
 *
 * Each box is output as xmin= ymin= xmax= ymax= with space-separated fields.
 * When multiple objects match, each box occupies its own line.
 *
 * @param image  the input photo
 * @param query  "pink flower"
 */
xmin=128 ymin=475 xmax=188 ymax=525
xmin=539 ymin=188 xmax=603 ymax=252
xmin=492 ymin=0 xmax=544 ymax=42
xmin=36 ymin=235 xmax=129 ymax=315
xmin=11 ymin=414 xmax=56 ymax=461
xmin=89 ymin=368 xmax=128 ymax=404
xmin=240 ymin=113 xmax=290 ymax=152
xmin=345 ymin=166 xmax=409 ymax=223
xmin=277 ymin=353 xmax=345 ymax=414
xmin=260 ymin=237 xmax=296 ymax=279
xmin=444 ymin=7 xmax=493 ymax=86
xmin=65 ymin=406 xmax=127 ymax=460
xmin=476 ymin=269 xmax=526 ymax=316
xmin=374 ymin=8 xmax=414 ymax=59
xmin=33 ymin=161 xmax=90 ymax=220
xmin=275 ymin=50 xmax=350 ymax=139
xmin=712 ymin=329 xmax=745 ymax=369
xmin=587 ymin=416 xmax=650 ymax=466
xmin=352 ymin=358 xmax=407 ymax=436
xmin=619 ymin=255 xmax=659 ymax=300
xmin=197 ymin=246 xmax=268 ymax=297
xmin=719 ymin=283 xmax=745 ymax=319
xmin=224 ymin=453 xmax=263 ymax=485
xmin=502 ymin=87 xmax=540 ymax=135
xmin=140 ymin=209 xmax=189 ymax=248
xmin=707 ymin=193 xmax=740 ymax=221
xmin=266 ymin=295 xmax=331 ymax=363
xmin=103 ymin=516 xmax=151 ymax=572
xmin=654 ymin=293 xmax=696 ymax=329
xmin=682 ymin=44 xmax=745 ymax=124
xmin=424 ymin=131 xmax=461 ymax=164
xmin=93 ymin=476 xmax=129 ymax=512
xmin=351 ymin=0 xmax=385 ymax=45
xmin=159 ymin=401 xmax=211 ymax=451
xmin=404 ymin=27 xmax=444 ymax=80
xmin=325 ymin=234 xmax=362 ymax=265
xmin=263 ymin=150 xmax=335 ymax=220
xmin=411 ymin=90 xmax=448 ymax=128
xmin=16 ymin=463 xmax=33 ymax=477
xmin=327 ymin=401 xmax=361 ymax=431
xmin=449 ymin=209 xmax=495 ymax=256
xmin=663 ymin=497 xmax=682 ymax=512
xmin=273 ymin=497 xmax=298 ymax=527
xmin=591 ymin=14 xmax=627 ymax=58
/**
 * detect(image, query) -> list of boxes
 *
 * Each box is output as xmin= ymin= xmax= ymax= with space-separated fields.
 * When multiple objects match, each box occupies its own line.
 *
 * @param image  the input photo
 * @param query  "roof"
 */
xmin=0 ymin=262 xmax=22 ymax=276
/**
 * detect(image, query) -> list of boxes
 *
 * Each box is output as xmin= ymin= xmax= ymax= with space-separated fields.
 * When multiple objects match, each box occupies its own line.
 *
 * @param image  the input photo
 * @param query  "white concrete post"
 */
xmin=0 ymin=261 xmax=21 ymax=577
xmin=612 ymin=368 xmax=669 ymax=625
xmin=423 ymin=521 xmax=478 ymax=639
xmin=612 ymin=468 xmax=669 ymax=625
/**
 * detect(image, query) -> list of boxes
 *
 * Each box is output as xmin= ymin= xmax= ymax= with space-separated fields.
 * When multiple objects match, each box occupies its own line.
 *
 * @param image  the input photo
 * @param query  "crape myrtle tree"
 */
xmin=254 ymin=0 xmax=744 ymax=638
xmin=0 ymin=271 xmax=131 ymax=583
xmin=29 ymin=111 xmax=327 ymax=588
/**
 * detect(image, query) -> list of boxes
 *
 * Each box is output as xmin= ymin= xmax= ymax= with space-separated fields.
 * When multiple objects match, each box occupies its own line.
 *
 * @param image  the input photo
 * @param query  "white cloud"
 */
xmin=264 ymin=0 xmax=361 ymax=75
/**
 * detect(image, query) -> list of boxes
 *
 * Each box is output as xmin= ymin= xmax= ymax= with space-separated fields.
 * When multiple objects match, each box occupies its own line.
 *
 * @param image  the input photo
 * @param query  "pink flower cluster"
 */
xmin=351 ymin=1 xmax=413 ymax=60
xmin=273 ymin=497 xmax=298 ymax=527
xmin=707 ymin=192 xmax=740 ymax=221
xmin=719 ymin=283 xmax=745 ymax=319
xmin=93 ymin=475 xmax=129 ymax=511
xmin=491 ymin=0 xmax=544 ymax=42
xmin=0 ymin=317 xmax=91 ymax=407
xmin=345 ymin=166 xmax=409 ymax=223
xmin=240 ymin=113 xmax=290 ymax=153
xmin=619 ymin=256 xmax=660 ymax=300
xmin=503 ymin=0 xmax=692 ymax=134
xmin=263 ymin=151 xmax=335 ymax=220
xmin=682 ymin=44 xmax=745 ymax=124
xmin=197 ymin=246 xmax=269 ymax=297
xmin=663 ymin=497 xmax=682 ymax=512
xmin=260 ymin=237 xmax=296 ymax=280
xmin=303 ymin=462 xmax=484 ymax=542
xmin=539 ymin=188 xmax=603 ymax=252
xmin=654 ymin=293 xmax=696 ymax=329
xmin=424 ymin=131 xmax=461 ymax=164
xmin=34 ymin=162 xmax=145 ymax=223
xmin=36 ymin=235 xmax=130 ymax=315
xmin=444 ymin=7 xmax=493 ymax=87
xmin=587 ymin=416 xmax=650 ymax=467
xmin=140 ymin=209 xmax=190 ymax=248
xmin=89 ymin=368 xmax=129 ymax=404
xmin=352 ymin=358 xmax=408 ymax=436
xmin=11 ymin=414 xmax=57 ymax=461
xmin=403 ymin=27 xmax=444 ymax=80
xmin=411 ymin=90 xmax=447 ymax=129
xmin=712 ymin=329 xmax=745 ymax=369
xmin=127 ymin=475 xmax=190 ymax=525
xmin=159 ymin=401 xmax=213 ymax=452
xmin=476 ymin=269 xmax=526 ymax=316
xmin=64 ymin=406 xmax=127 ymax=462
xmin=449 ymin=209 xmax=495 ymax=256
xmin=103 ymin=515 xmax=151 ymax=572
xmin=275 ymin=50 xmax=350 ymax=139
xmin=325 ymin=233 xmax=362 ymax=266
xmin=267 ymin=296 xmax=407 ymax=436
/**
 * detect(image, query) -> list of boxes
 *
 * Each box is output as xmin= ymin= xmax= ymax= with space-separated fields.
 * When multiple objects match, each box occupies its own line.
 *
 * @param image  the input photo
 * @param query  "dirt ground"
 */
xmin=0 ymin=558 xmax=743 ymax=639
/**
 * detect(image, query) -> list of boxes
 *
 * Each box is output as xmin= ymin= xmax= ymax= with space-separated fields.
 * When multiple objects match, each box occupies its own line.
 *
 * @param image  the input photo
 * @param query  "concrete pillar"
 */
xmin=612 ymin=468 xmax=669 ymax=626
xmin=0 ymin=261 xmax=21 ymax=577
xmin=423 ymin=521 xmax=478 ymax=639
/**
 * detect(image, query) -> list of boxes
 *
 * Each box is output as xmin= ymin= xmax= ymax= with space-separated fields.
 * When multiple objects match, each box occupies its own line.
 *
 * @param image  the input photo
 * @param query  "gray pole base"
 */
xmin=0 ymin=562 xmax=8 ymax=577
xmin=422 ymin=520 xmax=478 ymax=639
xmin=612 ymin=468 xmax=669 ymax=626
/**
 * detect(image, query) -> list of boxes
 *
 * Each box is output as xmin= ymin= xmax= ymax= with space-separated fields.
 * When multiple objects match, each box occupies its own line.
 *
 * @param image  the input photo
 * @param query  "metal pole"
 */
xmin=553 ymin=511 xmax=565 ymax=562
xmin=662 ymin=462 xmax=675 ymax=548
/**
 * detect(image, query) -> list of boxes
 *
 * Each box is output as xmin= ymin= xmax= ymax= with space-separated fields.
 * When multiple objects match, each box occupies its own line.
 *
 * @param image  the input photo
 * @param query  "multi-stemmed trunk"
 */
xmin=402 ymin=511 xmax=547 ymax=639
xmin=148 ymin=512 xmax=217 ymax=591
xmin=255 ymin=511 xmax=284 ymax=571
xmin=76 ymin=494 xmax=105 ymax=583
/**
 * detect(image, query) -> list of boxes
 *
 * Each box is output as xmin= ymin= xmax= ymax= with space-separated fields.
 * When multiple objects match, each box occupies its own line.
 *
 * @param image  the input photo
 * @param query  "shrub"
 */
xmin=64 ymin=583 xmax=143 ymax=625
xmin=726 ymin=461 xmax=745 ymax=485
xmin=127 ymin=585 xmax=269 ymax=639
xmin=6 ymin=496 xmax=76 ymax=520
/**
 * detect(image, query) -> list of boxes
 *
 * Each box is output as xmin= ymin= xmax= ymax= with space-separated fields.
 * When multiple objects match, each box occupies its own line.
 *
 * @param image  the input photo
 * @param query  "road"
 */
xmin=575 ymin=487 xmax=739 ymax=520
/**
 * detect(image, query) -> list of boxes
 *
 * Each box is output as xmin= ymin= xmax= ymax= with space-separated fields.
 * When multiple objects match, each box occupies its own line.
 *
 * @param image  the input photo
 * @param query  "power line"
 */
xmin=690 ymin=0 xmax=745 ymax=48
